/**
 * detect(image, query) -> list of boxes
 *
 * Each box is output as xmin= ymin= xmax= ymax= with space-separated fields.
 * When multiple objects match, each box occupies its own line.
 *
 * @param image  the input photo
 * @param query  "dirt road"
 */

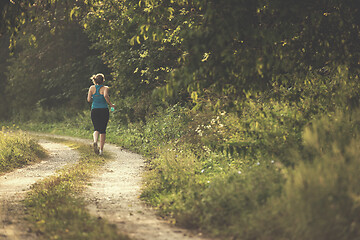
xmin=0 ymin=139 xmax=79 ymax=239
xmin=0 ymin=134 xmax=211 ymax=240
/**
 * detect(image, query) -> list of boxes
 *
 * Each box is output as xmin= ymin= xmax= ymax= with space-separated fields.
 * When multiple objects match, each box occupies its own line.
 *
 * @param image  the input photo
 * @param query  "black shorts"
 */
xmin=91 ymin=108 xmax=109 ymax=134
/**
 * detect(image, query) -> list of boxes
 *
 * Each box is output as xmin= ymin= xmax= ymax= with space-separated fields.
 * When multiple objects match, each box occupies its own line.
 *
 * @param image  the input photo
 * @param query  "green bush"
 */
xmin=107 ymin=104 xmax=190 ymax=156
xmin=192 ymin=99 xmax=304 ymax=165
xmin=275 ymin=111 xmax=360 ymax=240
xmin=195 ymin=163 xmax=284 ymax=237
xmin=237 ymin=110 xmax=360 ymax=240
xmin=141 ymin=146 xmax=202 ymax=210
xmin=140 ymin=104 xmax=360 ymax=239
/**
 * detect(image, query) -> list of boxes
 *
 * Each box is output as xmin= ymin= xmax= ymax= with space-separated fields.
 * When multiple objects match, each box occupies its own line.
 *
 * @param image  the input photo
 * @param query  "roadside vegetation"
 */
xmin=2 ymin=0 xmax=360 ymax=239
xmin=24 ymin=138 xmax=130 ymax=240
xmin=16 ymin=70 xmax=360 ymax=239
xmin=0 ymin=129 xmax=130 ymax=239
xmin=0 ymin=128 xmax=46 ymax=174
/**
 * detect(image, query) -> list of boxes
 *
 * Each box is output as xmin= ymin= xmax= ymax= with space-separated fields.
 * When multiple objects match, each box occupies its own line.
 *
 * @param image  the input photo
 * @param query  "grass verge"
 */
xmin=0 ymin=128 xmax=46 ymax=174
xmin=24 ymin=137 xmax=130 ymax=240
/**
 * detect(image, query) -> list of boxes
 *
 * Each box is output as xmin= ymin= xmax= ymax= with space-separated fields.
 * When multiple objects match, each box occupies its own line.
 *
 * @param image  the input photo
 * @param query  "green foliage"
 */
xmin=17 ymin=94 xmax=360 ymax=239
xmin=257 ymin=110 xmax=360 ymax=240
xmin=278 ymin=149 xmax=360 ymax=239
xmin=139 ymin=107 xmax=360 ymax=240
xmin=3 ymin=0 xmax=360 ymax=123
xmin=141 ymin=147 xmax=202 ymax=208
xmin=99 ymin=0 xmax=360 ymax=100
xmin=17 ymin=110 xmax=93 ymax=139
xmin=83 ymin=0 xmax=189 ymax=119
xmin=135 ymin=100 xmax=290 ymax=236
xmin=197 ymin=164 xmax=284 ymax=237
xmin=76 ymin=0 xmax=360 ymax=125
xmin=0 ymin=35 xmax=10 ymax=120
xmin=0 ymin=128 xmax=46 ymax=173
xmin=142 ymin=105 xmax=190 ymax=149
xmin=188 ymin=98 xmax=303 ymax=165
xmin=1 ymin=0 xmax=108 ymax=120
xmin=105 ymin=104 xmax=190 ymax=155
xmin=6 ymin=21 xmax=104 ymax=118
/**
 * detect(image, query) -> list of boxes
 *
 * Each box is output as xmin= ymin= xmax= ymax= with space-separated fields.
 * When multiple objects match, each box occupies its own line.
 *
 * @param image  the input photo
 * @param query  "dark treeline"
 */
xmin=0 ymin=0 xmax=107 ymax=120
xmin=1 ymin=0 xmax=359 ymax=120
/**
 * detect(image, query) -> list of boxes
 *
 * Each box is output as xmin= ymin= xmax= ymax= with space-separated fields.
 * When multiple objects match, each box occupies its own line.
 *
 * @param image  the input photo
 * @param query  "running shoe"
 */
xmin=93 ymin=142 xmax=99 ymax=154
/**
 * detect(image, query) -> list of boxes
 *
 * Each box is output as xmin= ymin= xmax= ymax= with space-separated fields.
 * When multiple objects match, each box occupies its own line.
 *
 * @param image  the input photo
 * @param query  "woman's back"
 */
xmin=92 ymin=85 xmax=108 ymax=109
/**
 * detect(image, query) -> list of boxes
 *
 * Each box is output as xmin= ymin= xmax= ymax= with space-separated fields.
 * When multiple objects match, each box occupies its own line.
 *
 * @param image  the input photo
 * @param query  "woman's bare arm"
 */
xmin=87 ymin=86 xmax=94 ymax=102
xmin=103 ymin=87 xmax=115 ymax=107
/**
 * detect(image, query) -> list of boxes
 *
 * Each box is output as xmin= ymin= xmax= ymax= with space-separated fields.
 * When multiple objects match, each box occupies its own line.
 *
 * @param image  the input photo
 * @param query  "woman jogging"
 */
xmin=87 ymin=73 xmax=115 ymax=155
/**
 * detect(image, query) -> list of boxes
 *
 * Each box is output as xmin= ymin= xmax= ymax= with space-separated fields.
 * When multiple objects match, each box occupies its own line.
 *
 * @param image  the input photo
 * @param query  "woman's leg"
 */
xmin=99 ymin=133 xmax=106 ymax=151
xmin=92 ymin=131 xmax=100 ymax=154
xmin=91 ymin=109 xmax=101 ymax=154
xmin=93 ymin=131 xmax=100 ymax=143
xmin=92 ymin=108 xmax=109 ymax=155
xmin=99 ymin=109 xmax=109 ymax=154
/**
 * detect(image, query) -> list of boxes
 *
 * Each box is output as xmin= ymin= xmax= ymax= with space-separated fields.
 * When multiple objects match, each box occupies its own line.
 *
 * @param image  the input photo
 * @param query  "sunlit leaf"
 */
xmin=130 ymin=36 xmax=135 ymax=46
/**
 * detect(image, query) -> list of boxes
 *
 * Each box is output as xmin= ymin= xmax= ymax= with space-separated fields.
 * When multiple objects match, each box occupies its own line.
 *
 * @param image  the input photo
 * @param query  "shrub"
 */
xmin=196 ymin=163 xmax=285 ymax=237
xmin=141 ymin=107 xmax=360 ymax=240
xmin=108 ymin=104 xmax=190 ymax=156
xmin=141 ymin=146 xmax=202 ymax=211
xmin=242 ymin=110 xmax=360 ymax=240
xmin=276 ymin=110 xmax=360 ymax=240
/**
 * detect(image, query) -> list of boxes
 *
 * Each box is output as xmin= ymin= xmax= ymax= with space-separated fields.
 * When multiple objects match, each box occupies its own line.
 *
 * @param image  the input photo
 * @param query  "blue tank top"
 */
xmin=92 ymin=85 xmax=108 ymax=109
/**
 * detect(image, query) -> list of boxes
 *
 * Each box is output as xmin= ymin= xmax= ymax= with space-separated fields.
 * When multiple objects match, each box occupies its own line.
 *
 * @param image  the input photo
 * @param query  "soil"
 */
xmin=0 ymin=134 xmax=212 ymax=240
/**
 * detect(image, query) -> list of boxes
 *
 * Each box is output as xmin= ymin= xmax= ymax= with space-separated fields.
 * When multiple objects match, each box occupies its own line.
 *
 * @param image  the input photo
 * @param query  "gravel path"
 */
xmin=83 ymin=144 xmax=209 ymax=240
xmin=0 ymin=134 xmax=211 ymax=240
xmin=0 ymin=139 xmax=79 ymax=240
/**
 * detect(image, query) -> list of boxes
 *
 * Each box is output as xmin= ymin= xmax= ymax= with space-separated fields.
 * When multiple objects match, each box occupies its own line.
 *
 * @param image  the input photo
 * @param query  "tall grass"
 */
xmin=0 ymin=127 xmax=46 ymax=174
xmin=276 ymin=111 xmax=360 ymax=240
xmin=136 ymin=72 xmax=360 ymax=239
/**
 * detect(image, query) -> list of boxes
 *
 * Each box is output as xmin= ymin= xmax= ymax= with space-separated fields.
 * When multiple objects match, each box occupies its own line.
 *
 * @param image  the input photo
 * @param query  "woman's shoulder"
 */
xmin=95 ymin=85 xmax=108 ymax=88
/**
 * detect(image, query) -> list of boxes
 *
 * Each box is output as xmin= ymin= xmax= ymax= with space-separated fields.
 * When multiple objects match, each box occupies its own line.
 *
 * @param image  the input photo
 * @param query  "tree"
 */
xmin=3 ymin=0 xmax=107 ymax=120
xmin=0 ymin=35 xmax=10 ymax=120
xmin=84 ymin=0 xmax=192 ymax=121
xmin=117 ymin=0 xmax=360 ymax=97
